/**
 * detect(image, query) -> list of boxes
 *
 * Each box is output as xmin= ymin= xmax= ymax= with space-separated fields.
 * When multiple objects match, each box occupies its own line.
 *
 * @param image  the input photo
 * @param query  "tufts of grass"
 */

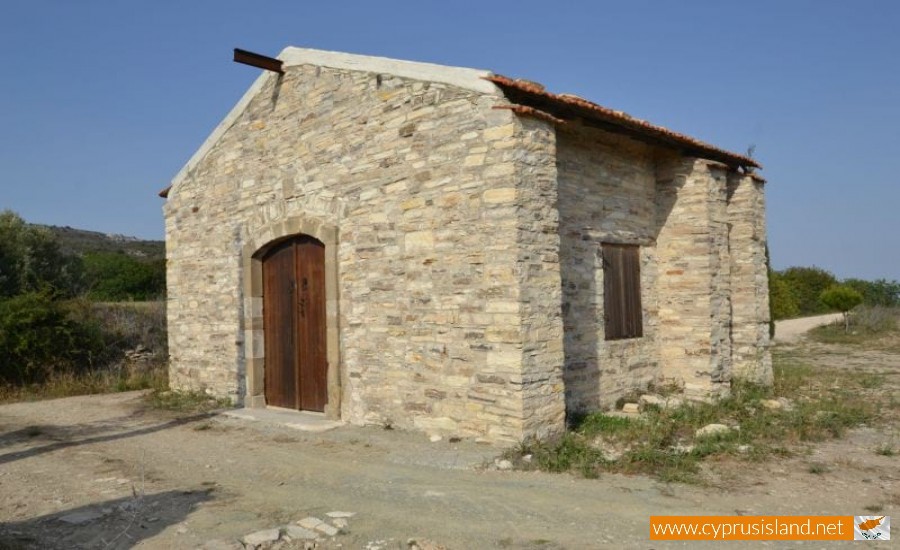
xmin=809 ymin=306 xmax=898 ymax=346
xmin=0 ymin=299 xmax=169 ymax=404
xmin=875 ymin=444 xmax=896 ymax=457
xmin=0 ymin=364 xmax=167 ymax=404
xmin=503 ymin=358 xmax=883 ymax=484
xmin=145 ymin=389 xmax=232 ymax=413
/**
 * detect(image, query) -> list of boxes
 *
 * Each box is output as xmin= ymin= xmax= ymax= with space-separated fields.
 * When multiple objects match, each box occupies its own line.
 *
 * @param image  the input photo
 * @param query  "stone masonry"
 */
xmin=163 ymin=47 xmax=771 ymax=442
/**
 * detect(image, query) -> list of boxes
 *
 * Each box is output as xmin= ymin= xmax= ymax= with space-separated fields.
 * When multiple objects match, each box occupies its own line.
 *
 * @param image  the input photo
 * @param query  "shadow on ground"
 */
xmin=0 ymin=488 xmax=214 ymax=550
xmin=0 ymin=412 xmax=218 ymax=466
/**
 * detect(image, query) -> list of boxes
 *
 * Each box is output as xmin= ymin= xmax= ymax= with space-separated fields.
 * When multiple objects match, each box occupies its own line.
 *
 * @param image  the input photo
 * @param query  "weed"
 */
xmin=503 ymin=350 xmax=883 ymax=484
xmin=0 ymin=364 xmax=167 ymax=404
xmin=809 ymin=306 xmax=898 ymax=347
xmin=576 ymin=413 xmax=634 ymax=437
xmin=875 ymin=445 xmax=896 ymax=457
xmin=146 ymin=389 xmax=231 ymax=413
xmin=863 ymin=503 xmax=884 ymax=514
xmin=807 ymin=462 xmax=829 ymax=474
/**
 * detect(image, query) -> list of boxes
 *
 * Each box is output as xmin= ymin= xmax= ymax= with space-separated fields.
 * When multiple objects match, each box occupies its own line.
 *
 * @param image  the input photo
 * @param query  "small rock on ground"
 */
xmin=407 ymin=538 xmax=447 ymax=550
xmin=243 ymin=528 xmax=281 ymax=546
xmin=200 ymin=539 xmax=244 ymax=550
xmin=57 ymin=510 xmax=107 ymax=525
xmin=315 ymin=522 xmax=339 ymax=536
xmin=297 ymin=517 xmax=323 ymax=529
xmin=284 ymin=525 xmax=318 ymax=540
xmin=639 ymin=394 xmax=663 ymax=407
xmin=760 ymin=399 xmax=782 ymax=410
xmin=622 ymin=403 xmax=640 ymax=414
xmin=495 ymin=459 xmax=513 ymax=470
xmin=326 ymin=511 xmax=355 ymax=518
xmin=695 ymin=423 xmax=731 ymax=439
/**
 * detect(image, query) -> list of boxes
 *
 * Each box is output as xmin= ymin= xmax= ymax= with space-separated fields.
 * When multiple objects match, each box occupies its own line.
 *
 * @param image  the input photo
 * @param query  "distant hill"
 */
xmin=37 ymin=225 xmax=165 ymax=260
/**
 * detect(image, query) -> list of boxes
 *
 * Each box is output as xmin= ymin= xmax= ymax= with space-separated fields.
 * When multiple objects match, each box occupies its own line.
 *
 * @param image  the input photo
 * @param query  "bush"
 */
xmin=0 ymin=293 xmax=105 ymax=384
xmin=851 ymin=305 xmax=898 ymax=333
xmin=780 ymin=266 xmax=838 ymax=316
xmin=83 ymin=252 xmax=165 ymax=301
xmin=843 ymin=278 xmax=900 ymax=307
xmin=91 ymin=301 xmax=168 ymax=360
xmin=769 ymin=270 xmax=800 ymax=321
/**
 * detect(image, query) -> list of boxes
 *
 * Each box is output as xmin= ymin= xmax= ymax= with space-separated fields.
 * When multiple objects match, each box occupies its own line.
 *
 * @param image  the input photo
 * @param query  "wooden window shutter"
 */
xmin=603 ymin=243 xmax=643 ymax=340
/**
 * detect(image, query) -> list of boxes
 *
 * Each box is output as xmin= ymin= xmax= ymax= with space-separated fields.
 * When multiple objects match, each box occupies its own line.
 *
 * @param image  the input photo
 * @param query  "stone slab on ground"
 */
xmin=223 ymin=408 xmax=343 ymax=432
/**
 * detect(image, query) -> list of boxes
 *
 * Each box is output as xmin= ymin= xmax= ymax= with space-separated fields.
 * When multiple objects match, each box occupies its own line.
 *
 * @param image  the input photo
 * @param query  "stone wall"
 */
xmin=165 ymin=62 xmax=567 ymax=441
xmin=165 ymin=52 xmax=771 ymax=440
xmin=556 ymin=126 xmax=661 ymax=412
xmin=727 ymin=173 xmax=772 ymax=384
xmin=514 ymin=118 xmax=566 ymax=439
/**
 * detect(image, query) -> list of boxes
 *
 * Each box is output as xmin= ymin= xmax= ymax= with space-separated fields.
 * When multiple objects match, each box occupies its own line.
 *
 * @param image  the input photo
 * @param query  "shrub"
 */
xmin=0 ymin=293 xmax=105 ymax=384
xmin=780 ymin=266 xmax=838 ymax=315
xmin=91 ymin=301 xmax=168 ymax=360
xmin=843 ymin=278 xmax=900 ymax=308
xmin=851 ymin=305 xmax=898 ymax=333
xmin=82 ymin=252 xmax=165 ymax=301
xmin=769 ymin=269 xmax=800 ymax=321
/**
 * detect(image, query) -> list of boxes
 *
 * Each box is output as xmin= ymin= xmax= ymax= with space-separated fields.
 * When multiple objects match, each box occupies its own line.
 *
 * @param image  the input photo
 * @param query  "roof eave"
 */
xmin=485 ymin=75 xmax=761 ymax=170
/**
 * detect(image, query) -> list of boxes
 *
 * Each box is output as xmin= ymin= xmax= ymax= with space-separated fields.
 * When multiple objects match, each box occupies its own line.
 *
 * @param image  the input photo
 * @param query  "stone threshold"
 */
xmin=223 ymin=407 xmax=344 ymax=432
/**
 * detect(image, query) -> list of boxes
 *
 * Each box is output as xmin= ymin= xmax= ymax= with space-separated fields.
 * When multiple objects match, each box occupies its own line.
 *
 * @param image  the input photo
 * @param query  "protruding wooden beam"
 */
xmin=233 ymin=48 xmax=284 ymax=74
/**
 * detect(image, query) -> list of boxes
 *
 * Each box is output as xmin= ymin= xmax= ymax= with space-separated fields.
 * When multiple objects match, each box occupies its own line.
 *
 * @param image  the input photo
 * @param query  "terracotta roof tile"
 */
xmin=485 ymin=74 xmax=760 ymax=170
xmin=492 ymin=104 xmax=565 ymax=125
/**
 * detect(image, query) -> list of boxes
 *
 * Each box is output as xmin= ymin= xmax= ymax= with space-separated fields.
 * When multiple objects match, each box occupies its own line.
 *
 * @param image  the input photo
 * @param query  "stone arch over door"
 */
xmin=242 ymin=215 xmax=341 ymax=419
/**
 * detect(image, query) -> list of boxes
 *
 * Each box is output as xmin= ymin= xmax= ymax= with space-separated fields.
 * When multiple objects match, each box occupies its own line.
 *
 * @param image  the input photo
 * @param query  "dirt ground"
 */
xmin=1 ymin=323 xmax=897 ymax=549
xmin=773 ymin=313 xmax=845 ymax=343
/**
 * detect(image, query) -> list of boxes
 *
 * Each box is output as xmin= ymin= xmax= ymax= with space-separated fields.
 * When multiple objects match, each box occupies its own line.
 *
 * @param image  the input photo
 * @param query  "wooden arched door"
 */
xmin=262 ymin=235 xmax=327 ymax=412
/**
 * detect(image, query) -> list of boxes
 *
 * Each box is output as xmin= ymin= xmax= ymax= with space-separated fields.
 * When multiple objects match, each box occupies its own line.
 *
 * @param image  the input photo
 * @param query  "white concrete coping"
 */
xmin=165 ymin=47 xmax=500 ymax=199
xmin=279 ymin=47 xmax=497 ymax=95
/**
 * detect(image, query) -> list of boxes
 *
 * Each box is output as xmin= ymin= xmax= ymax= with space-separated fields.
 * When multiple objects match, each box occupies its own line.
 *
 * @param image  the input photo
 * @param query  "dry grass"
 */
xmin=0 ymin=300 xmax=168 ymax=404
xmin=0 ymin=364 xmax=167 ymax=403
xmin=809 ymin=306 xmax=899 ymax=348
xmin=504 ymin=352 xmax=890 ymax=484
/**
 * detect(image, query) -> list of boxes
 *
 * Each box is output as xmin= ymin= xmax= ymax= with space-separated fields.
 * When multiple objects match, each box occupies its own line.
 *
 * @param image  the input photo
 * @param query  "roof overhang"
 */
xmin=486 ymin=75 xmax=760 ymax=170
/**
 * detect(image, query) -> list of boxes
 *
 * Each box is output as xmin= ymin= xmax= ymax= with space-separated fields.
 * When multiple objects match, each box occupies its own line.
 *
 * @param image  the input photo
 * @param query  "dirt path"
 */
xmin=774 ymin=313 xmax=843 ymax=343
xmin=1 ymin=323 xmax=897 ymax=549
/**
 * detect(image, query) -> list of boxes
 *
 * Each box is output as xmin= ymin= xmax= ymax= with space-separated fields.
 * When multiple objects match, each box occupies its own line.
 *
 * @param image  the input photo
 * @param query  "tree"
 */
xmin=842 ymin=278 xmax=900 ymax=307
xmin=780 ymin=266 xmax=838 ymax=315
xmin=819 ymin=286 xmax=863 ymax=332
xmin=769 ymin=270 xmax=799 ymax=320
xmin=0 ymin=210 xmax=83 ymax=298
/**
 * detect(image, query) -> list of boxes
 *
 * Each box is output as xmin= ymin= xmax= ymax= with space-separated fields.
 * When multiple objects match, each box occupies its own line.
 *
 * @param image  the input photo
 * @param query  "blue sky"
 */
xmin=1 ymin=1 xmax=897 ymax=280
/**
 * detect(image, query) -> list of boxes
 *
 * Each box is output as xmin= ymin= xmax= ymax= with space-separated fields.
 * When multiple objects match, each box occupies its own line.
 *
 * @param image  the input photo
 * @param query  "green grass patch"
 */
xmin=145 ymin=389 xmax=232 ymax=413
xmin=503 ymin=357 xmax=885 ymax=484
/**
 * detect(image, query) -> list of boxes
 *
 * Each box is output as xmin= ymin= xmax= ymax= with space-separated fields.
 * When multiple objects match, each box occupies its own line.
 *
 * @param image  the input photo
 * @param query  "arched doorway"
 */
xmin=261 ymin=235 xmax=328 ymax=411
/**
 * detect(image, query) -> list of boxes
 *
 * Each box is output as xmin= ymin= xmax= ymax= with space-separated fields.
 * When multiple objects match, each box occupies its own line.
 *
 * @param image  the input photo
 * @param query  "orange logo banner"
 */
xmin=650 ymin=516 xmax=855 ymax=541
